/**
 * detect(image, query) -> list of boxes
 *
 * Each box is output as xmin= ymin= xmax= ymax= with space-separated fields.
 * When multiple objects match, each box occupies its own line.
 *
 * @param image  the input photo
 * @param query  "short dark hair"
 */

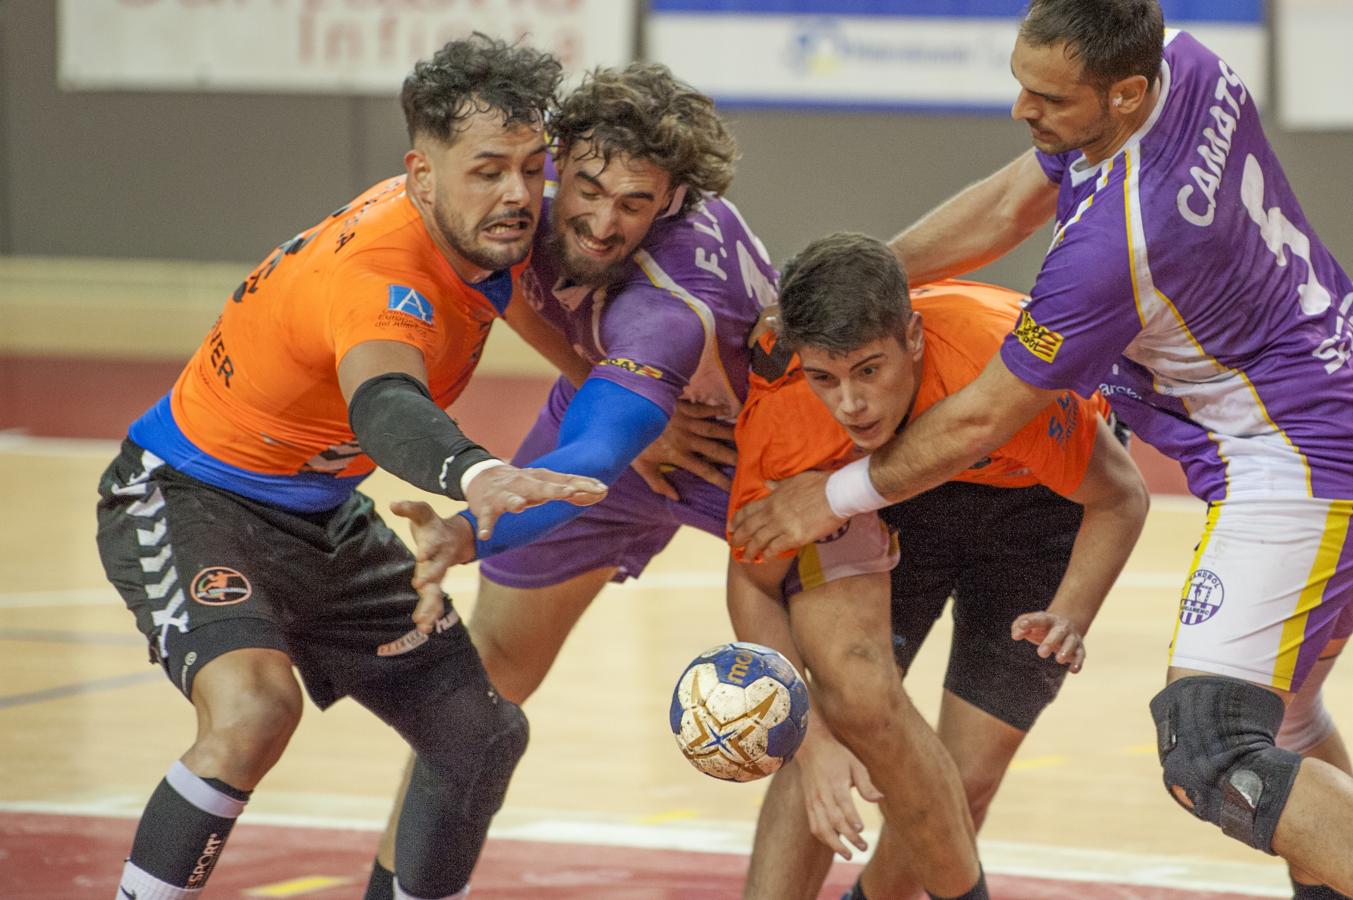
xmin=778 ymin=232 xmax=911 ymax=355
xmin=400 ymin=33 xmax=562 ymax=145
xmin=1020 ymin=0 xmax=1164 ymax=91
xmin=552 ymin=63 xmax=738 ymax=216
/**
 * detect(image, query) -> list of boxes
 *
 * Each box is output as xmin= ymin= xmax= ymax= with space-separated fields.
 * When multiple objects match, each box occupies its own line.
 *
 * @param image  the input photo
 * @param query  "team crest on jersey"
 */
xmin=1179 ymin=569 xmax=1224 ymax=625
xmin=190 ymin=567 xmax=252 ymax=606
xmin=600 ymin=357 xmax=664 ymax=379
xmin=1014 ymin=310 xmax=1064 ymax=363
xmin=387 ymin=285 xmax=434 ymax=324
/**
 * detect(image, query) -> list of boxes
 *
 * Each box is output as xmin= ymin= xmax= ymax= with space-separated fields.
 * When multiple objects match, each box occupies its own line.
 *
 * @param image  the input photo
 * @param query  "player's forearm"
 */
xmin=869 ymin=393 xmax=1019 ymax=506
xmin=1047 ymin=484 xmax=1149 ymax=630
xmin=889 ymin=151 xmax=1056 ymax=285
xmin=726 ymin=560 xmax=805 ymax=674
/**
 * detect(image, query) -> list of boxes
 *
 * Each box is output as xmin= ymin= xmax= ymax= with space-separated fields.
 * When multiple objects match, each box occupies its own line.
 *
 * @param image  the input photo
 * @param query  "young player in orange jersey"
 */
xmin=97 ymin=36 xmax=607 ymax=900
xmin=726 ymin=233 xmax=1149 ymax=900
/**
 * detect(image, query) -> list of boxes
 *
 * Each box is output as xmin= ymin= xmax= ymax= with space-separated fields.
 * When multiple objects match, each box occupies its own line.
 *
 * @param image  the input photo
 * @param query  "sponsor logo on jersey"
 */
xmin=190 ymin=567 xmax=252 ymax=606
xmin=387 ymin=285 xmax=434 ymax=324
xmin=1013 ymin=310 xmax=1064 ymax=363
xmin=600 ymin=357 xmax=664 ymax=379
xmin=1179 ymin=569 xmax=1224 ymax=625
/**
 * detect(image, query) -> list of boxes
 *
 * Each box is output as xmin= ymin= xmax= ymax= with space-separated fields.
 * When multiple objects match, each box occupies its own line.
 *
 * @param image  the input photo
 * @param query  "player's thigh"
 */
xmin=787 ymin=571 xmax=895 ymax=689
xmin=1171 ymin=497 xmax=1353 ymax=693
xmin=467 ymin=567 xmax=617 ymax=697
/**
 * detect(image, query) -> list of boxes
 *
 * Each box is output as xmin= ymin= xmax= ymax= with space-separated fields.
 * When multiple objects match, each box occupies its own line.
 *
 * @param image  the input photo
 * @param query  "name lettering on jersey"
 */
xmin=387 ymin=285 xmax=435 ymax=324
xmin=1013 ymin=310 xmax=1064 ymax=363
xmin=600 ymin=357 xmax=664 ymax=379
xmin=207 ymin=317 xmax=234 ymax=388
xmin=1177 ymin=60 xmax=1248 ymax=228
xmin=692 ymin=205 xmax=730 ymax=282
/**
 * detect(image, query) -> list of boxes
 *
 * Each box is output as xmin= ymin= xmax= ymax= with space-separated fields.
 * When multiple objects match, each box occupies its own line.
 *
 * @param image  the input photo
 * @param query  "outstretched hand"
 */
xmin=389 ymin=500 xmax=476 ymax=634
xmin=464 ymin=463 xmax=606 ymax=541
xmin=630 ymin=400 xmax=736 ymax=500
xmin=1011 ymin=611 xmax=1086 ymax=673
xmin=796 ymin=725 xmax=883 ymax=860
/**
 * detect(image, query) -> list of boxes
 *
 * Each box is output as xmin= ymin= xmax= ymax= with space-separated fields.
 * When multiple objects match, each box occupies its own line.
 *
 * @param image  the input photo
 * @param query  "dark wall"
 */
xmin=4 ymin=0 xmax=1351 ymax=293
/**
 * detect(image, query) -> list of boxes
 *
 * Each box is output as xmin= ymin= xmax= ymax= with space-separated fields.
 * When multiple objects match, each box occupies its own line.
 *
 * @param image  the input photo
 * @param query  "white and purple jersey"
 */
xmin=522 ymin=159 xmax=778 ymax=421
xmin=1001 ymin=30 xmax=1353 ymax=502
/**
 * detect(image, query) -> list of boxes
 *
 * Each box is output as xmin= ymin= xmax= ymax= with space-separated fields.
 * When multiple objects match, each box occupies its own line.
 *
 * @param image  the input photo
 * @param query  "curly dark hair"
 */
xmin=400 ymin=33 xmax=563 ymax=145
xmin=552 ymin=63 xmax=739 ymax=215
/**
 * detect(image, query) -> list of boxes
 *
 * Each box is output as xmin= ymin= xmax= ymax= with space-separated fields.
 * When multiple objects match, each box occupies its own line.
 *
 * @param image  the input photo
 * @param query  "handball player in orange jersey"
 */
xmin=97 ymin=35 xmax=606 ymax=900
xmin=726 ymin=233 xmax=1149 ymax=900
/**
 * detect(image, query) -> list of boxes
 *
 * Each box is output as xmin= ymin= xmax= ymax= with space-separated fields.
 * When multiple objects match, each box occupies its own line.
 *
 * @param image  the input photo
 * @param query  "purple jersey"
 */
xmin=1001 ymin=30 xmax=1353 ymax=502
xmin=522 ymin=158 xmax=777 ymax=420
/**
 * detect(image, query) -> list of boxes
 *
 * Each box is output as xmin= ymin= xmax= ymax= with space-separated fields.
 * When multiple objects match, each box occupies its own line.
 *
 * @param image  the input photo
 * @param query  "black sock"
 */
xmin=1292 ymin=878 xmax=1351 ymax=900
xmin=927 ymin=868 xmax=988 ymax=900
xmin=363 ymin=857 xmax=395 ymax=900
xmin=126 ymin=762 xmax=250 ymax=890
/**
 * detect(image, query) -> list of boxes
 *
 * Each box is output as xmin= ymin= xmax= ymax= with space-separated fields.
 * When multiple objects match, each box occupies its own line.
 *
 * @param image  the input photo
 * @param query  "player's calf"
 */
xmin=1150 ymin=675 xmax=1302 ymax=852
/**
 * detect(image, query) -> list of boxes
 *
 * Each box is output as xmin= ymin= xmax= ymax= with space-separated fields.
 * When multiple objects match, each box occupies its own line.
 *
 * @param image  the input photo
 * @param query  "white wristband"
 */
xmin=825 ymin=457 xmax=887 ymax=518
xmin=459 ymin=458 xmax=506 ymax=496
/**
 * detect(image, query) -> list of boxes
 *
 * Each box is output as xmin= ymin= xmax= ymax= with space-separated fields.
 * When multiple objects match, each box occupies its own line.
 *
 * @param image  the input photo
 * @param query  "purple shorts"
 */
xmin=480 ymin=379 xmax=730 ymax=589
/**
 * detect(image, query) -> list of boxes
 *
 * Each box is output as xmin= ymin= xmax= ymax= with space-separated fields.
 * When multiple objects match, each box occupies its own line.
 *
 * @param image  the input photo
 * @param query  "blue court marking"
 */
xmin=0 ymin=671 xmax=162 ymax=710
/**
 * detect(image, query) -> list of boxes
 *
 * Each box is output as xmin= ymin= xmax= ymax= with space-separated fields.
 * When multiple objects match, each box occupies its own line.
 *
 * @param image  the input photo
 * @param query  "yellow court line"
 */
xmin=243 ymin=875 xmax=354 ymax=897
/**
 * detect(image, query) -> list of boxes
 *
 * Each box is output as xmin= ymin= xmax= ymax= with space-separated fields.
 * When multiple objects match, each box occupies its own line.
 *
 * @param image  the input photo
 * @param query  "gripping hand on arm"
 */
xmin=730 ymin=355 xmax=1057 ymax=561
xmin=340 ymin=340 xmax=606 ymax=538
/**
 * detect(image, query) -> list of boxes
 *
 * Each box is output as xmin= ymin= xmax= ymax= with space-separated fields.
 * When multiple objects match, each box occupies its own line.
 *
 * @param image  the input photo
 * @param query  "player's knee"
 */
xmin=412 ymin=683 xmax=529 ymax=823
xmin=1149 ymin=676 xmax=1302 ymax=853
xmin=195 ymin=686 xmax=302 ymax=776
xmin=812 ymin=646 xmax=901 ymax=740
xmin=958 ymin=768 xmax=1003 ymax=824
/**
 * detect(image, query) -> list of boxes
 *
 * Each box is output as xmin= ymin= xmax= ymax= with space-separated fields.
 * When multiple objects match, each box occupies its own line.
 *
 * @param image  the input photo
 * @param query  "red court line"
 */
xmin=0 ymin=812 xmax=1268 ymax=899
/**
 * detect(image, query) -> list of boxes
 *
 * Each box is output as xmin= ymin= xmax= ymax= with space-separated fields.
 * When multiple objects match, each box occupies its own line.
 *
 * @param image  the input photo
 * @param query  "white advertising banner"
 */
xmin=58 ymin=0 xmax=636 ymax=95
xmin=648 ymin=0 xmax=1266 ymax=112
xmin=1277 ymin=0 xmax=1353 ymax=130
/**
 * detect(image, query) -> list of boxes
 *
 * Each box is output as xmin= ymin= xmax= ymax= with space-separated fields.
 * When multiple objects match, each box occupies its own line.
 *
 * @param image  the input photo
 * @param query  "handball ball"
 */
xmin=669 ymin=642 xmax=810 ymax=782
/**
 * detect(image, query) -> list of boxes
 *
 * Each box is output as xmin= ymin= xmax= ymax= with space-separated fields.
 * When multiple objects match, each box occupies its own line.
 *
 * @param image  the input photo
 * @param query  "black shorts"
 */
xmin=879 ymin=481 xmax=1083 ymax=732
xmin=95 ymin=440 xmax=481 ymax=709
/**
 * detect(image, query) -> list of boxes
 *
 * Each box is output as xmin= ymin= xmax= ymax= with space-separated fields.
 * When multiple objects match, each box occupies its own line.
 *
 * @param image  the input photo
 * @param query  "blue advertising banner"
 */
xmin=648 ymin=0 xmax=1266 ymax=112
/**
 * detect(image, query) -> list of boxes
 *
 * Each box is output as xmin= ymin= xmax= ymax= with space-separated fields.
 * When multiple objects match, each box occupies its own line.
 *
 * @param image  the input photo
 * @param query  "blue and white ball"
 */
xmin=669 ymin=642 xmax=810 ymax=782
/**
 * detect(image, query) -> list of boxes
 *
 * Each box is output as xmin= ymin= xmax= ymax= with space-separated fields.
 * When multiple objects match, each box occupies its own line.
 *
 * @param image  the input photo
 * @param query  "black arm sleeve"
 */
xmin=347 ymin=372 xmax=497 ymax=501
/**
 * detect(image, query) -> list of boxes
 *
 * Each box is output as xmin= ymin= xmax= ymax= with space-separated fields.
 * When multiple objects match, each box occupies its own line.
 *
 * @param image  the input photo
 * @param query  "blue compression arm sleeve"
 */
xmin=464 ymin=378 xmax=669 ymax=558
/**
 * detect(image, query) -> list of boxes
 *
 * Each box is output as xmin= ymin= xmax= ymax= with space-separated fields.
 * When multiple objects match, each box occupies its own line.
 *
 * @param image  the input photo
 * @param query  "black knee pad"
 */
xmin=1149 ymin=676 xmax=1302 ymax=853
xmin=411 ymin=682 xmax=528 ymax=823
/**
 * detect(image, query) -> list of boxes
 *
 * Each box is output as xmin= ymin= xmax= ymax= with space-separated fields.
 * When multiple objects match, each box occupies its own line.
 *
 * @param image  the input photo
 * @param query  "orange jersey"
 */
xmin=729 ymin=280 xmax=1110 ymax=553
xmin=169 ymin=176 xmax=521 ymax=479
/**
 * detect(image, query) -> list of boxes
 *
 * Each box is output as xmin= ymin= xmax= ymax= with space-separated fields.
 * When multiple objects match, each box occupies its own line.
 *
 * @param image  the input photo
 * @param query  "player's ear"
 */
xmin=905 ymin=312 xmax=924 ymax=360
xmin=404 ymin=147 xmax=434 ymax=200
xmin=1109 ymin=74 xmax=1150 ymax=115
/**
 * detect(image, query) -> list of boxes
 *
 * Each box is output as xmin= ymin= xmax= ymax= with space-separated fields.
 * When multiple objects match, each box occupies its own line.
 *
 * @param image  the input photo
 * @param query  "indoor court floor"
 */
xmin=1 ymin=362 xmax=1339 ymax=899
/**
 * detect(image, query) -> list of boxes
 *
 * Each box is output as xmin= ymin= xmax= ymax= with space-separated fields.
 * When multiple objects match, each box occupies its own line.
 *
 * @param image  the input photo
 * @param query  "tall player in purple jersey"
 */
xmin=732 ymin=2 xmax=1353 ymax=896
xmin=360 ymin=63 xmax=778 ymax=899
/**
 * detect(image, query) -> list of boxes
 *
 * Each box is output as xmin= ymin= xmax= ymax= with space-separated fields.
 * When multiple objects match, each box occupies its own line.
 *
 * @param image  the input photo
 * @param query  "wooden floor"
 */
xmin=1 ymin=425 xmax=1337 ymax=897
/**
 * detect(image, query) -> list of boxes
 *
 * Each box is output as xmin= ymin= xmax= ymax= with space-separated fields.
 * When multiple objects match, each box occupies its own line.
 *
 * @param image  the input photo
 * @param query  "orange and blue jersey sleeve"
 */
xmin=999 ymin=389 xmax=1110 ymax=497
xmin=325 ymin=249 xmax=460 ymax=369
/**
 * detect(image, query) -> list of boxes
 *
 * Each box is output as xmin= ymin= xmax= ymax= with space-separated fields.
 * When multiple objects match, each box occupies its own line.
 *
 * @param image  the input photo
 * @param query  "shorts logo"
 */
xmin=190 ymin=567 xmax=252 ymax=606
xmin=388 ymin=285 xmax=434 ymax=324
xmin=377 ymin=609 xmax=461 ymax=657
xmin=1180 ymin=569 xmax=1224 ymax=625
xmin=1014 ymin=310 xmax=1064 ymax=363
xmin=817 ymin=519 xmax=851 ymax=545
xmin=599 ymin=357 xmax=664 ymax=379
